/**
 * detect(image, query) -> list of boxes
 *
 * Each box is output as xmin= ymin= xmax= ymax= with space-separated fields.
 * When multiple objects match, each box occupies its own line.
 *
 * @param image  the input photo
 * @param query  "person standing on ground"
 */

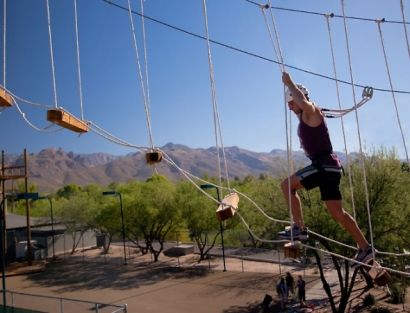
xmin=285 ymin=272 xmax=295 ymax=300
xmin=277 ymin=71 xmax=372 ymax=267
xmin=296 ymin=275 xmax=306 ymax=307
xmin=276 ymin=277 xmax=288 ymax=310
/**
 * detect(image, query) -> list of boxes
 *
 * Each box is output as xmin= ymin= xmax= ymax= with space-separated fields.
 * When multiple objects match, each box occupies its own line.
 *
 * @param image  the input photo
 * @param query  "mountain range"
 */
xmin=3 ymin=143 xmax=347 ymax=192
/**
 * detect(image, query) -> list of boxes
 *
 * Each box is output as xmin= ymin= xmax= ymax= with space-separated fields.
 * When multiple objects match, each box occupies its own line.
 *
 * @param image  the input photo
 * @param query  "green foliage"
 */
xmin=389 ymin=282 xmax=405 ymax=304
xmin=370 ymin=306 xmax=393 ymax=313
xmin=346 ymin=149 xmax=410 ymax=254
xmin=232 ymin=176 xmax=285 ymax=247
xmin=363 ymin=293 xmax=376 ymax=307
xmin=56 ymin=184 xmax=82 ymax=199
xmin=124 ymin=175 xmax=180 ymax=261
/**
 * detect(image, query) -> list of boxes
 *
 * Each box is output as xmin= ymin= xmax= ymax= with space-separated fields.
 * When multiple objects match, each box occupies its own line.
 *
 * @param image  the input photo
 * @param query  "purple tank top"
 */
xmin=298 ymin=116 xmax=340 ymax=166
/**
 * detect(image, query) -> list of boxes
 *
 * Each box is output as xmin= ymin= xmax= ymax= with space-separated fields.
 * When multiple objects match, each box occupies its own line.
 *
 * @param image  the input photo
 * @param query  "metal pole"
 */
xmin=49 ymin=198 xmax=56 ymax=259
xmin=118 ymin=193 xmax=127 ymax=265
xmin=216 ymin=188 xmax=226 ymax=272
xmin=0 ymin=150 xmax=6 ymax=309
xmin=0 ymin=198 xmax=6 ymax=309
xmin=24 ymin=149 xmax=32 ymax=266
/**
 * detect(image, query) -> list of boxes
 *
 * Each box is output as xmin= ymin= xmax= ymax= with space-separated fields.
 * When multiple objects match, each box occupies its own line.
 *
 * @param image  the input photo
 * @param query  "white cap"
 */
xmin=285 ymin=84 xmax=309 ymax=102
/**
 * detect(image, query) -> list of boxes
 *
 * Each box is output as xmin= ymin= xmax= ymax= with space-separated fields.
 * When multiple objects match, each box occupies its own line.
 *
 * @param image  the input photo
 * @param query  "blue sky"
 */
xmin=1 ymin=0 xmax=409 ymax=159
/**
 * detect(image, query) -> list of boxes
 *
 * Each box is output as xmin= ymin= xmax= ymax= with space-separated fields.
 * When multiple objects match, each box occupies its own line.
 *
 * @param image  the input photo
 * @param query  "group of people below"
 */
xmin=276 ymin=272 xmax=306 ymax=309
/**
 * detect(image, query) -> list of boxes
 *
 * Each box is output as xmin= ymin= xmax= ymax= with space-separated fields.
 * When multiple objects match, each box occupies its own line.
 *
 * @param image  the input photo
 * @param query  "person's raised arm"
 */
xmin=282 ymin=72 xmax=315 ymax=114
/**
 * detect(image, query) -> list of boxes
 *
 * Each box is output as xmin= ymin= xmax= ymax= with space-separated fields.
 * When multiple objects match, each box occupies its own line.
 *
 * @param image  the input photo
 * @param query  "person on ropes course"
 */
xmin=278 ymin=71 xmax=372 ymax=267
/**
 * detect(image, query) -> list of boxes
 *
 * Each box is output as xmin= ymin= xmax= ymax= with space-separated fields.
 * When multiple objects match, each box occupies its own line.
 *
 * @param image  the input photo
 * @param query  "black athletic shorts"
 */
xmin=295 ymin=164 xmax=342 ymax=201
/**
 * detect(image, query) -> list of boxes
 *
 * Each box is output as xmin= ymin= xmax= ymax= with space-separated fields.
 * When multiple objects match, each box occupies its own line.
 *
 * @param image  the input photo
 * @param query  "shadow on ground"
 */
xmin=25 ymin=255 xmax=213 ymax=292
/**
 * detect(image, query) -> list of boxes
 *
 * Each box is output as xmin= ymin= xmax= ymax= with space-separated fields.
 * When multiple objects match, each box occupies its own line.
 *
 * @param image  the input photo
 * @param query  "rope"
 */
xmin=45 ymin=0 xmax=58 ymax=108
xmin=260 ymin=4 xmax=283 ymax=73
xmin=340 ymin=0 xmax=376 ymax=262
xmin=88 ymin=121 xmax=146 ymax=151
xmin=321 ymin=93 xmax=373 ymax=118
xmin=400 ymin=0 xmax=410 ymax=60
xmin=71 ymin=125 xmax=410 ymax=264
xmin=376 ymin=19 xmax=409 ymax=164
xmin=140 ymin=0 xmax=152 ymax=130
xmin=4 ymin=87 xmax=53 ymax=109
xmin=301 ymin=242 xmax=410 ymax=277
xmin=102 ymin=0 xmax=410 ymax=95
xmin=324 ymin=13 xmax=356 ymax=219
xmin=2 ymin=0 xmax=6 ymax=88
xmin=73 ymin=0 xmax=85 ymax=121
xmin=246 ymin=0 xmax=410 ymax=25
xmin=12 ymin=97 xmax=62 ymax=133
xmin=260 ymin=3 xmax=297 ymax=243
xmin=201 ymin=0 xmax=231 ymax=191
xmin=126 ymin=0 xmax=154 ymax=149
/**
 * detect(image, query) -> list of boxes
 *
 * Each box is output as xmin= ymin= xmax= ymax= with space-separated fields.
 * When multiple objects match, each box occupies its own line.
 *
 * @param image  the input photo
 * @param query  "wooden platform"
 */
xmin=216 ymin=192 xmax=239 ymax=221
xmin=47 ymin=108 xmax=89 ymax=133
xmin=283 ymin=241 xmax=301 ymax=259
xmin=146 ymin=150 xmax=162 ymax=164
xmin=0 ymin=87 xmax=13 ymax=107
xmin=364 ymin=259 xmax=391 ymax=286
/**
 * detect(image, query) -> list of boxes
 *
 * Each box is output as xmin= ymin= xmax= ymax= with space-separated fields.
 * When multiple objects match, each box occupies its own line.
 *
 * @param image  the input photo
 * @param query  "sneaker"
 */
xmin=352 ymin=245 xmax=373 ymax=268
xmin=278 ymin=225 xmax=308 ymax=241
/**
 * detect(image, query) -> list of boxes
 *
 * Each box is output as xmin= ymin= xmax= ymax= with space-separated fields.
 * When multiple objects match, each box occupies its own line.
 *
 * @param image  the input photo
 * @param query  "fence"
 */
xmin=2 ymin=290 xmax=127 ymax=313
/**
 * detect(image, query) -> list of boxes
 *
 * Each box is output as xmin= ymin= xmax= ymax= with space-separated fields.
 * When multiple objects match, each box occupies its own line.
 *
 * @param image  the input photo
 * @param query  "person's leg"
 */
xmin=324 ymin=200 xmax=369 ymax=250
xmin=281 ymin=175 xmax=305 ymax=228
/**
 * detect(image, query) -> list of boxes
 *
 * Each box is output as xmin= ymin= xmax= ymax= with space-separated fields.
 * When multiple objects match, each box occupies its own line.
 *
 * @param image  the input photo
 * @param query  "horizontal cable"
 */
xmin=245 ymin=0 xmax=410 ymax=25
xmin=102 ymin=0 xmax=410 ymax=95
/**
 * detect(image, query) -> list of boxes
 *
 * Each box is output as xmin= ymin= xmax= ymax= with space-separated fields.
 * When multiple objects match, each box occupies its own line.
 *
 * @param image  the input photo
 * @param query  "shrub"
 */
xmin=370 ymin=306 xmax=393 ymax=313
xmin=390 ymin=282 xmax=405 ymax=304
xmin=363 ymin=293 xmax=375 ymax=307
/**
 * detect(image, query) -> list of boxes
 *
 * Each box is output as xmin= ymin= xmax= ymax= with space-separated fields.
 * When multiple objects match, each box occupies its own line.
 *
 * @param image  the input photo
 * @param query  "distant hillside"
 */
xmin=3 ymin=143 xmax=346 ymax=192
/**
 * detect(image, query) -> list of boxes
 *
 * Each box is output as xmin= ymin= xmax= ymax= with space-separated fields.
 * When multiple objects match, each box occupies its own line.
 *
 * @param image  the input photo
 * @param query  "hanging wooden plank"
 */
xmin=0 ymin=87 xmax=13 ymax=107
xmin=216 ymin=192 xmax=239 ymax=221
xmin=47 ymin=108 xmax=89 ymax=133
xmin=283 ymin=241 xmax=301 ymax=259
xmin=145 ymin=150 xmax=162 ymax=164
xmin=363 ymin=259 xmax=391 ymax=286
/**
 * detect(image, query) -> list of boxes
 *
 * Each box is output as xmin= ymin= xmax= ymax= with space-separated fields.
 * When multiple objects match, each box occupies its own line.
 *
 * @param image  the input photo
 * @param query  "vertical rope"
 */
xmin=325 ymin=14 xmax=357 ymax=219
xmin=201 ymin=0 xmax=231 ymax=191
xmin=376 ymin=19 xmax=409 ymax=164
xmin=260 ymin=5 xmax=284 ymax=73
xmin=400 ymin=0 xmax=410 ymax=60
xmin=261 ymin=3 xmax=294 ymax=240
xmin=126 ymin=0 xmax=154 ymax=149
xmin=140 ymin=0 xmax=152 ymax=127
xmin=267 ymin=0 xmax=285 ymax=71
xmin=341 ymin=0 xmax=376 ymax=260
xmin=2 ymin=0 xmax=6 ymax=88
xmin=73 ymin=0 xmax=85 ymax=120
xmin=45 ymin=0 xmax=58 ymax=108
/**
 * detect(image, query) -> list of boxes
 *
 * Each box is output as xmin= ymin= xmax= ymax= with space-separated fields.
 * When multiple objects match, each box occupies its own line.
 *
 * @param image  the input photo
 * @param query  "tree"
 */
xmin=126 ymin=175 xmax=180 ymax=262
xmin=301 ymin=149 xmax=410 ymax=313
xmin=55 ymin=188 xmax=97 ymax=254
xmin=176 ymin=181 xmax=222 ymax=261
xmin=232 ymin=176 xmax=286 ymax=248
xmin=93 ymin=203 xmax=121 ymax=254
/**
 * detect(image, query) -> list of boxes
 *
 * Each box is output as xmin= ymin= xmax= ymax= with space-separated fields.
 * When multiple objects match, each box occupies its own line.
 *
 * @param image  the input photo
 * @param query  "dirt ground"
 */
xmin=3 ymin=245 xmax=410 ymax=313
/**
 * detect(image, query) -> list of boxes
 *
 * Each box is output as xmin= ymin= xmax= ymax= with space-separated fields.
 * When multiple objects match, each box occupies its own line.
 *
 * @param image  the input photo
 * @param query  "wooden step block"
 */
xmin=0 ymin=88 xmax=13 ymax=107
xmin=284 ymin=241 xmax=301 ymax=259
xmin=146 ymin=151 xmax=162 ymax=164
xmin=47 ymin=108 xmax=89 ymax=133
xmin=364 ymin=259 xmax=391 ymax=286
xmin=216 ymin=192 xmax=239 ymax=221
